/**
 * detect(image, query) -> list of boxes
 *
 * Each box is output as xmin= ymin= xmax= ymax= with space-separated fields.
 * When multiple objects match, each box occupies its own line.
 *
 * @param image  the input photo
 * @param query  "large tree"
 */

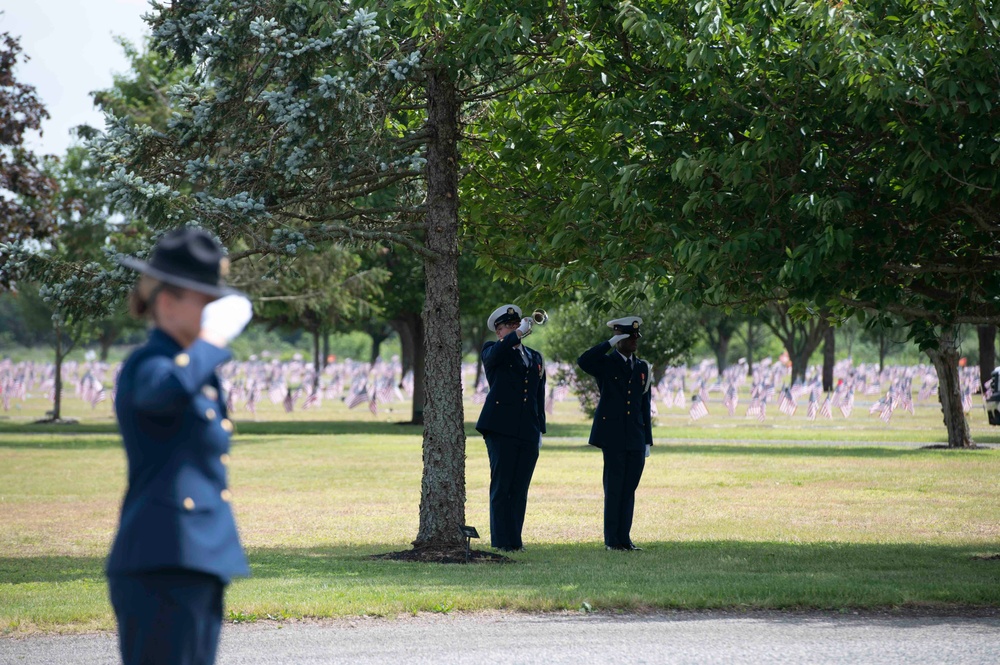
xmin=93 ymin=0 xmax=587 ymax=554
xmin=470 ymin=0 xmax=1000 ymax=447
xmin=0 ymin=31 xmax=57 ymax=288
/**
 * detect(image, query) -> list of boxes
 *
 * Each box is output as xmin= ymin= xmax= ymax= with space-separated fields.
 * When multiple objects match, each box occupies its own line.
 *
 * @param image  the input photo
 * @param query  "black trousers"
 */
xmin=485 ymin=434 xmax=539 ymax=549
xmin=602 ymin=447 xmax=646 ymax=548
xmin=108 ymin=569 xmax=225 ymax=665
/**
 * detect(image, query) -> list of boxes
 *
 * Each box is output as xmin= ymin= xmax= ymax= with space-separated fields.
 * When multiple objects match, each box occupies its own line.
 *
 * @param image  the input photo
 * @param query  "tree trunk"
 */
xmin=878 ymin=329 xmax=888 ymax=373
xmin=369 ymin=328 xmax=390 ymax=364
xmin=312 ymin=330 xmax=321 ymax=393
xmin=734 ymin=318 xmax=766 ymax=374
xmin=713 ymin=331 xmax=731 ymax=373
xmin=822 ymin=326 xmax=835 ymax=392
xmin=977 ymin=325 xmax=996 ymax=394
xmin=391 ymin=312 xmax=425 ymax=424
xmin=767 ymin=306 xmax=828 ymax=384
xmin=475 ymin=341 xmax=484 ymax=389
xmin=52 ymin=323 xmax=63 ymax=421
xmin=412 ymin=69 xmax=466 ymax=551
xmin=98 ymin=326 xmax=117 ymax=362
xmin=926 ymin=326 xmax=972 ymax=448
xmin=322 ymin=332 xmax=330 ymax=369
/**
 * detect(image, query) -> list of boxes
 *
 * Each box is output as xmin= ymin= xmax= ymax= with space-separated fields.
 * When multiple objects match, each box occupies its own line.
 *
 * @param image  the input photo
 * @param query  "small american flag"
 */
xmin=778 ymin=387 xmax=796 ymax=416
xmin=745 ymin=398 xmax=765 ymax=422
xmin=722 ymin=383 xmax=738 ymax=417
xmin=840 ymin=389 xmax=855 ymax=418
xmin=282 ymin=389 xmax=294 ymax=413
xmin=347 ymin=388 xmax=368 ymax=409
xmin=806 ymin=389 xmax=818 ymax=420
xmin=869 ymin=397 xmax=885 ymax=416
xmin=302 ymin=392 xmax=320 ymax=410
xmin=819 ymin=394 xmax=833 ymax=419
xmin=689 ymin=394 xmax=708 ymax=421
xmin=91 ymin=387 xmax=106 ymax=408
xmin=369 ymin=392 xmax=378 ymax=415
xmin=962 ymin=386 xmax=973 ymax=414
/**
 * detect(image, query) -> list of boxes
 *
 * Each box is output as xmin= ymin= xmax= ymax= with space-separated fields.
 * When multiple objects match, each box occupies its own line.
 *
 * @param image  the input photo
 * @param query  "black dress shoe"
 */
xmin=626 ymin=543 xmax=643 ymax=551
xmin=605 ymin=544 xmax=628 ymax=551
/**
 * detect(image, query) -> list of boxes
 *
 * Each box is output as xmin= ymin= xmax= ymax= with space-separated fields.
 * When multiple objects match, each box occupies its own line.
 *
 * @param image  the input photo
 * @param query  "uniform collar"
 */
xmin=150 ymin=327 xmax=183 ymax=352
xmin=616 ymin=350 xmax=634 ymax=364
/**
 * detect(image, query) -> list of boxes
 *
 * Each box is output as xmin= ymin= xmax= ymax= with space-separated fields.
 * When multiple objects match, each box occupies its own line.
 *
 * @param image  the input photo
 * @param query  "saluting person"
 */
xmin=577 ymin=316 xmax=653 ymax=551
xmin=107 ymin=228 xmax=254 ymax=665
xmin=475 ymin=304 xmax=547 ymax=552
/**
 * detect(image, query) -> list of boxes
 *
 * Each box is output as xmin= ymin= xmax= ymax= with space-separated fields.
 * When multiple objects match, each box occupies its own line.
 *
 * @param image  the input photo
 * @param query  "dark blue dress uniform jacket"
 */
xmin=107 ymin=329 xmax=249 ymax=584
xmin=475 ymin=331 xmax=546 ymax=442
xmin=577 ymin=341 xmax=653 ymax=451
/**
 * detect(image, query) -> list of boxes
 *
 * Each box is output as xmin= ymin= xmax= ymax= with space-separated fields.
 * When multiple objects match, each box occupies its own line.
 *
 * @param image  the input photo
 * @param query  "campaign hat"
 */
xmin=118 ymin=227 xmax=241 ymax=299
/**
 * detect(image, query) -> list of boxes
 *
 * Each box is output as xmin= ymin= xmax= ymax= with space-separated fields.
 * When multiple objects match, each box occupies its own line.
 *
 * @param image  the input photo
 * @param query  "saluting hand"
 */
xmin=201 ymin=295 xmax=253 ymax=346
xmin=516 ymin=317 xmax=533 ymax=337
xmin=609 ymin=333 xmax=631 ymax=346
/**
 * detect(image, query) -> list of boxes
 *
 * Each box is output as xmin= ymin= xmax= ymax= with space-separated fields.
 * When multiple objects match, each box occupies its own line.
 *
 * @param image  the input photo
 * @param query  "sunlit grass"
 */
xmin=1 ymin=396 xmax=999 ymax=634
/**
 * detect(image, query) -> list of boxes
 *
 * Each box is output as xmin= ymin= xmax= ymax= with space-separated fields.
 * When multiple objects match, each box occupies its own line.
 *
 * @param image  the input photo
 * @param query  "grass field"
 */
xmin=2 ymin=393 xmax=999 ymax=635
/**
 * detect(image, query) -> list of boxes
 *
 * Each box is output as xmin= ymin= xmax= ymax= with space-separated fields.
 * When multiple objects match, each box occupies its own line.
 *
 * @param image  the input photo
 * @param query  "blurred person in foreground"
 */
xmin=475 ymin=304 xmax=547 ymax=552
xmin=107 ymin=227 xmax=253 ymax=665
xmin=577 ymin=316 xmax=653 ymax=551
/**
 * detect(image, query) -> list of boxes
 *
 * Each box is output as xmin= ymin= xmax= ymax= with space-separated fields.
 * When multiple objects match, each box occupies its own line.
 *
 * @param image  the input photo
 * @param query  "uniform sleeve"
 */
xmin=481 ymin=331 xmax=520 ymax=371
xmin=643 ymin=387 xmax=654 ymax=447
xmin=131 ymin=340 xmax=232 ymax=413
xmin=537 ymin=353 xmax=547 ymax=434
xmin=577 ymin=341 xmax=612 ymax=377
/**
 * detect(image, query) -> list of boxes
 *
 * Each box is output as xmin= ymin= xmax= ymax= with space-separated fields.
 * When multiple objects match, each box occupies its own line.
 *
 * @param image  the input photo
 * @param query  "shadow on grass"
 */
xmin=6 ymin=542 xmax=1000 ymax=608
xmin=0 ymin=421 xmax=119 ymax=436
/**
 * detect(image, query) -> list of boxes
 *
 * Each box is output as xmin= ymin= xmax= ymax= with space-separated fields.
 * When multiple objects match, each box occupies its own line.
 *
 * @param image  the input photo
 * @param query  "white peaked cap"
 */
xmin=606 ymin=316 xmax=643 ymax=330
xmin=487 ymin=304 xmax=523 ymax=332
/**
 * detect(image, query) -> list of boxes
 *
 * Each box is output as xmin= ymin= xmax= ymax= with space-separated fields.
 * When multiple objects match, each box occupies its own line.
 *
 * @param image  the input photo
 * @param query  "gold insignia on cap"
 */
xmin=219 ymin=257 xmax=230 ymax=277
xmin=175 ymin=353 xmax=190 ymax=367
xmin=507 ymin=307 xmax=515 ymax=315
xmin=632 ymin=321 xmax=639 ymax=329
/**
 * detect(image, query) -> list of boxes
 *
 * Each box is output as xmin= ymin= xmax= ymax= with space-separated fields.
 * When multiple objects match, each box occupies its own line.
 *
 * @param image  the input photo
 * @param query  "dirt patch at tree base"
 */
xmin=370 ymin=547 xmax=512 ymax=564
xmin=32 ymin=418 xmax=80 ymax=425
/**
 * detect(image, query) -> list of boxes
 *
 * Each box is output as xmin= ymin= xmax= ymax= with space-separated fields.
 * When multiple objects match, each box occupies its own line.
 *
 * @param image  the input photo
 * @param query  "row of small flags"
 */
xmin=0 ymin=357 xmax=989 ymax=423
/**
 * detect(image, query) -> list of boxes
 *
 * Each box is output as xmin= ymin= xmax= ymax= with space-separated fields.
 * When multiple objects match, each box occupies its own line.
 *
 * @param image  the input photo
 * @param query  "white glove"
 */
xmin=517 ymin=317 xmax=532 ymax=337
xmin=609 ymin=333 xmax=630 ymax=346
xmin=538 ymin=434 xmax=543 ymax=450
xmin=645 ymin=444 xmax=651 ymax=458
xmin=201 ymin=295 xmax=253 ymax=344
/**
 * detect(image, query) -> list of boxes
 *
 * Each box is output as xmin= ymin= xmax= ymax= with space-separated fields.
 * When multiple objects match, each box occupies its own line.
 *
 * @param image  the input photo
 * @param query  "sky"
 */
xmin=3 ymin=0 xmax=152 ymax=157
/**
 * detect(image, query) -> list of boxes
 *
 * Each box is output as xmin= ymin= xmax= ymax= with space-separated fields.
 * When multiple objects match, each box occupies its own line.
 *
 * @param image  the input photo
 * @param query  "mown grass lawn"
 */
xmin=1 ymin=396 xmax=999 ymax=634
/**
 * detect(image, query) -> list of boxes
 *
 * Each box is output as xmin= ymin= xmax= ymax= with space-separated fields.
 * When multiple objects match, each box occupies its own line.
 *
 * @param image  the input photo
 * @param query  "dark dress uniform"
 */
xmin=107 ymin=330 xmax=248 ymax=665
xmin=578 ymin=341 xmax=653 ymax=550
xmin=475 ymin=330 xmax=547 ymax=550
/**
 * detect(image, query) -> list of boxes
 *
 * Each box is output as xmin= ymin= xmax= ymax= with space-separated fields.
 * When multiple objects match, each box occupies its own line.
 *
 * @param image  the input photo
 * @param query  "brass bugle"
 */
xmin=531 ymin=309 xmax=548 ymax=325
